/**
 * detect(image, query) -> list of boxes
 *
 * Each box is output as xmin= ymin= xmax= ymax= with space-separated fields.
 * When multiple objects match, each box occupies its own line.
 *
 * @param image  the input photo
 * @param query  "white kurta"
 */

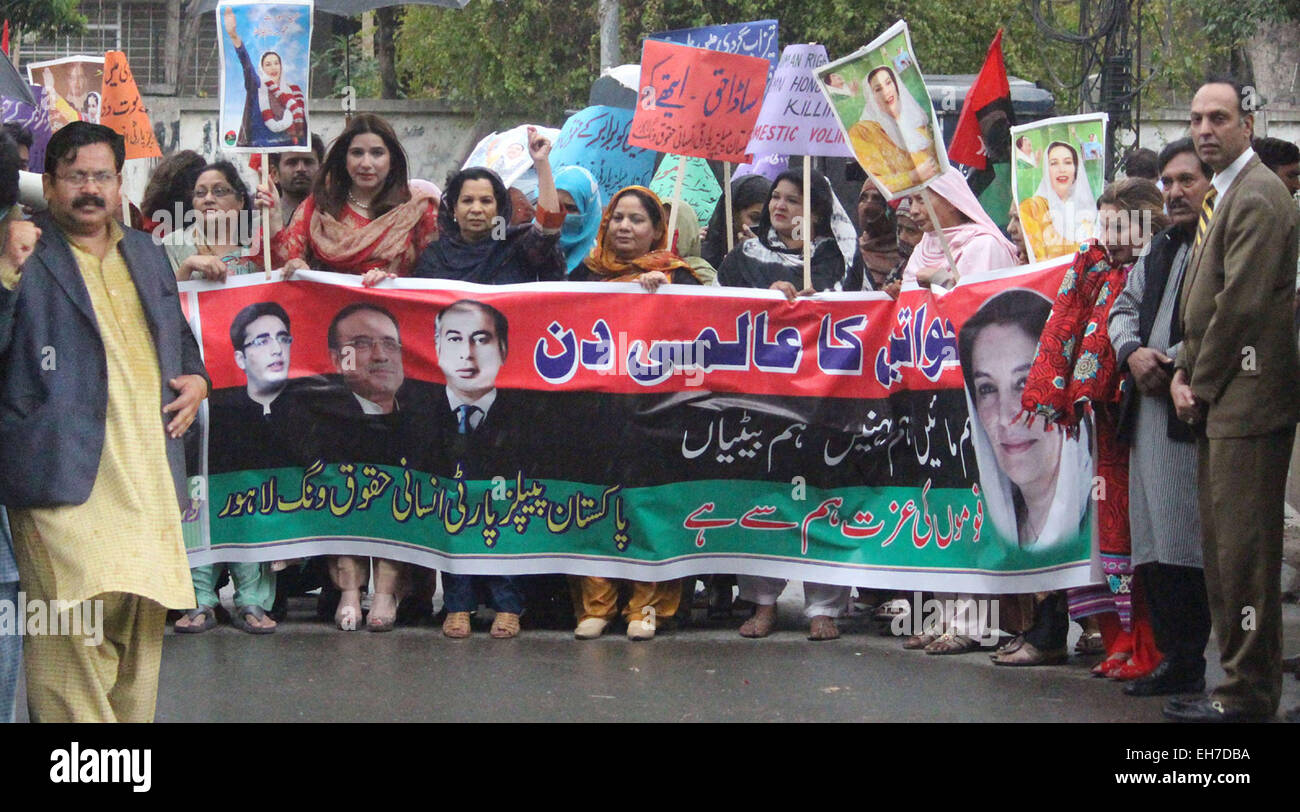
xmin=1108 ymin=240 xmax=1204 ymax=568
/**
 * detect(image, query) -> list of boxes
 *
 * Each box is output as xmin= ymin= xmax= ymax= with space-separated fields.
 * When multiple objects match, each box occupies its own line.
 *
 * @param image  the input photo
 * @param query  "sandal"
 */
xmin=872 ymin=597 xmax=910 ymax=623
xmin=990 ymin=633 xmax=1026 ymax=660
xmin=924 ymin=633 xmax=979 ymax=655
xmin=1091 ymin=652 xmax=1131 ymax=677
xmin=367 ymin=592 xmax=398 ymax=633
xmin=993 ymin=640 xmax=1067 ymax=666
xmin=335 ymin=588 xmax=362 ymax=632
xmin=903 ymin=633 xmax=937 ymax=650
xmin=174 ymin=605 xmax=217 ymax=634
xmin=808 ymin=615 xmax=840 ymax=641
xmin=1074 ymin=631 xmax=1104 ymax=655
xmin=442 ymin=611 xmax=472 ymax=639
xmin=1109 ymin=660 xmax=1158 ymax=681
xmin=490 ymin=611 xmax=521 ymax=639
xmin=230 ymin=604 xmax=277 ymax=635
xmin=738 ymin=605 xmax=776 ymax=638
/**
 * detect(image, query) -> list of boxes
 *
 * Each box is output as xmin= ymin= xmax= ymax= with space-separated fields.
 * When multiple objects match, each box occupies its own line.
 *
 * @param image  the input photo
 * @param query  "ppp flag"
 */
xmin=947 ymin=29 xmax=1012 ymax=170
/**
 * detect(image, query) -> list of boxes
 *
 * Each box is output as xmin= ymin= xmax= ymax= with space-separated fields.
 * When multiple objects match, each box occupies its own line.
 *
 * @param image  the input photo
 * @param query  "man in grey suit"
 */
xmin=0 ymin=122 xmax=208 ymax=721
xmin=1166 ymin=77 xmax=1300 ymax=722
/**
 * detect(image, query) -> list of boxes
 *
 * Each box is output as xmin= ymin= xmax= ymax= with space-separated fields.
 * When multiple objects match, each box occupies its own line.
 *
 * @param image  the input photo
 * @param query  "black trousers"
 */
xmin=1025 ymin=591 xmax=1069 ymax=650
xmin=1136 ymin=561 xmax=1211 ymax=678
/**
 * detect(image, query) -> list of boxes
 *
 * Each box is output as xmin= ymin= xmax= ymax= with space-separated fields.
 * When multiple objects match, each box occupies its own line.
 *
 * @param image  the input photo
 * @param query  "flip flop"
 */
xmin=230 ymin=604 xmax=276 ymax=635
xmin=174 ymin=605 xmax=217 ymax=634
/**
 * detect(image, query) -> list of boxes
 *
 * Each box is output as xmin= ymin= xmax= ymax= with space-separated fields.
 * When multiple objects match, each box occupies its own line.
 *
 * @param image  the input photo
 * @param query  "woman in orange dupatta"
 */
xmin=258 ymin=113 xmax=440 ymax=632
xmin=568 ymin=186 xmax=702 ymax=640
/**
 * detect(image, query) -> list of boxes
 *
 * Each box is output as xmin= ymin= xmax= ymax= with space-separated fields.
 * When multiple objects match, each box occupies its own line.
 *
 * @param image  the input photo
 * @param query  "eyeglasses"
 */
xmin=243 ymin=333 xmax=293 ymax=350
xmin=343 ymin=337 xmax=401 ymax=353
xmin=56 ymin=170 xmax=118 ymax=188
xmin=193 ymin=185 xmax=236 ymax=200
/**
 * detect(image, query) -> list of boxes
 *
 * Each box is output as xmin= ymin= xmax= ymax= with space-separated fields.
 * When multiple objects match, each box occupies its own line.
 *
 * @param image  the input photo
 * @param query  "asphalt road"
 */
xmin=14 ymin=584 xmax=1300 ymax=723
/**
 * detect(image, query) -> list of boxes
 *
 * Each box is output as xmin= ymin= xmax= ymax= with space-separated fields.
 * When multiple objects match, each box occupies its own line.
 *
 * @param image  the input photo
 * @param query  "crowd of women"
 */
xmin=134 ymin=109 xmax=1189 ymax=692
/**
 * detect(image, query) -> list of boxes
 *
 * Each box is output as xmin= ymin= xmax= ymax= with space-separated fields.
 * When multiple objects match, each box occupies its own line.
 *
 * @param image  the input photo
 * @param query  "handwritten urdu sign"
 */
xmin=628 ymin=39 xmax=769 ymax=164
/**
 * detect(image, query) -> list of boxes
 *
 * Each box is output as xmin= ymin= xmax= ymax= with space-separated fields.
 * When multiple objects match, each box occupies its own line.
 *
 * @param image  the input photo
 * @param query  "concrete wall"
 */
xmin=126 ymin=97 xmax=482 ymax=207
xmin=1133 ymin=108 xmax=1300 ymax=154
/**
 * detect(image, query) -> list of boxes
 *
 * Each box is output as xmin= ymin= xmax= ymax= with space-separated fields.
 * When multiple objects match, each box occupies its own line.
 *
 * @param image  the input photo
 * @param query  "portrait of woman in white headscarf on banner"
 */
xmin=958 ymin=288 xmax=1093 ymax=552
xmin=815 ymin=22 xmax=947 ymax=200
xmin=218 ymin=0 xmax=311 ymax=151
xmin=1012 ymin=115 xmax=1107 ymax=263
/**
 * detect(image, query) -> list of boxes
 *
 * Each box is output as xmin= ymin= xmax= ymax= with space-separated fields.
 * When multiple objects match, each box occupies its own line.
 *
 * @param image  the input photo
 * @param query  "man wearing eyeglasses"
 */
xmin=0 ymin=122 xmax=209 ymax=721
xmin=208 ymin=301 xmax=298 ymax=474
xmin=299 ymin=302 xmax=439 ymax=631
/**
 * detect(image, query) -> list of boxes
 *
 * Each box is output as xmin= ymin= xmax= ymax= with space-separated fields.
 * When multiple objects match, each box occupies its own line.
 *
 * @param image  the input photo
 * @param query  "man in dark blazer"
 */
xmin=0 ymin=122 xmax=209 ymax=721
xmin=1166 ymin=78 xmax=1300 ymax=722
xmin=432 ymin=299 xmax=526 ymax=637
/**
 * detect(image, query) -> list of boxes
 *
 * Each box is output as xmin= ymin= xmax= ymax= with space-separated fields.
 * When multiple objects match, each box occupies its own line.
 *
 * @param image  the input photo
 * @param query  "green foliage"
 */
xmin=314 ymin=34 xmax=385 ymax=100
xmin=1 ymin=0 xmax=86 ymax=39
xmin=397 ymin=0 xmax=599 ymax=124
xmin=392 ymin=0 xmax=1300 ymax=124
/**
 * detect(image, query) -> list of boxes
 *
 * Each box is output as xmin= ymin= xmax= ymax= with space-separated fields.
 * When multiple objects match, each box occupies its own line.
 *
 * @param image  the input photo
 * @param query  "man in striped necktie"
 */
xmin=1165 ymin=76 xmax=1300 ymax=723
xmin=434 ymin=299 xmax=524 ymax=638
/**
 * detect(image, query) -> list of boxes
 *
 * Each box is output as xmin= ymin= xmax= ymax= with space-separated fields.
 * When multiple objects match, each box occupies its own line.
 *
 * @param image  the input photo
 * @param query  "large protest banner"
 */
xmin=746 ymin=43 xmax=852 ymax=159
xmin=648 ymin=19 xmax=780 ymax=82
xmin=550 ymin=105 xmax=656 ymax=203
xmin=179 ymin=256 xmax=1093 ymax=594
xmin=99 ymin=51 xmax=161 ymax=160
xmin=216 ymin=0 xmax=312 ymax=151
xmin=1011 ymin=113 xmax=1108 ymax=263
xmin=628 ymin=39 xmax=769 ymax=164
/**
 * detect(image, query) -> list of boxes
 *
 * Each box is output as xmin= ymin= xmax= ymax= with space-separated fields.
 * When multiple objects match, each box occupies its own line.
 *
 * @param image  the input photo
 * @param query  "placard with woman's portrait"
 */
xmin=216 ymin=0 xmax=312 ymax=152
xmin=1010 ymin=113 xmax=1108 ymax=263
xmin=814 ymin=20 xmax=949 ymax=200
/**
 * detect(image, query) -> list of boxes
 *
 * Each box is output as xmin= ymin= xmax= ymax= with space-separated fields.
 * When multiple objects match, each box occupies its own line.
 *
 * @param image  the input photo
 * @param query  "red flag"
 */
xmin=2 ymin=21 xmax=9 ymax=56
xmin=948 ymin=29 xmax=1011 ymax=170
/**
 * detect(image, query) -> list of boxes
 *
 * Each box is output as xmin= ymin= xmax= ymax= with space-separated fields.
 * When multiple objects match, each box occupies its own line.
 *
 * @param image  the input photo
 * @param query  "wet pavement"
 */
xmin=15 ymin=585 xmax=1300 ymax=723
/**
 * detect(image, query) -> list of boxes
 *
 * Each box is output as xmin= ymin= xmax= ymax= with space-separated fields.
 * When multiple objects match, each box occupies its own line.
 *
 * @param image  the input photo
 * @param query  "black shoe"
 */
xmin=1123 ymin=661 xmax=1206 ymax=697
xmin=315 ymin=585 xmax=341 ymax=622
xmin=269 ymin=591 xmax=289 ymax=623
xmin=1162 ymin=695 xmax=1270 ymax=723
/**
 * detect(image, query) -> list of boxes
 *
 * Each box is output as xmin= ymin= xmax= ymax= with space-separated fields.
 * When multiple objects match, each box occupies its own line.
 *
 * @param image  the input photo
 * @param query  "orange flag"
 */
xmin=100 ymin=50 xmax=161 ymax=159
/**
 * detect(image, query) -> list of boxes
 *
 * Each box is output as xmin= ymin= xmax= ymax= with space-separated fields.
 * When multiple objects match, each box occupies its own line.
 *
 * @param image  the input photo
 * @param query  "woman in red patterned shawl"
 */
xmin=258 ymin=112 xmax=440 ymax=632
xmin=263 ymin=112 xmax=439 ymax=278
xmin=1020 ymin=179 xmax=1169 ymax=679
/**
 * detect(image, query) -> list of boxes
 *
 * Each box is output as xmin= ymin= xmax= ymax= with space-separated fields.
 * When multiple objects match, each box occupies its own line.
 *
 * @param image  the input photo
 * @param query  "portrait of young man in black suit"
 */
xmin=207 ymin=301 xmax=298 ymax=474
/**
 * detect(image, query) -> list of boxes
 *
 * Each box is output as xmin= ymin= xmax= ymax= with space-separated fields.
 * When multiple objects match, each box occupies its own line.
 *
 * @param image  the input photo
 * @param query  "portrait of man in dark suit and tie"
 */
xmin=432 ymin=299 xmax=527 ymax=638
xmin=302 ymin=301 xmax=440 ymax=632
xmin=436 ymin=298 xmax=508 ymax=439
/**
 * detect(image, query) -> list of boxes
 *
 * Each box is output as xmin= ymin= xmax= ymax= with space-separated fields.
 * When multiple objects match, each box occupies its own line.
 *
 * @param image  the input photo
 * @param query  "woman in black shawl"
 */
xmin=716 ymin=168 xmax=844 ymax=298
xmin=700 ymin=174 xmax=771 ymax=269
xmin=412 ymin=127 xmax=565 ymax=284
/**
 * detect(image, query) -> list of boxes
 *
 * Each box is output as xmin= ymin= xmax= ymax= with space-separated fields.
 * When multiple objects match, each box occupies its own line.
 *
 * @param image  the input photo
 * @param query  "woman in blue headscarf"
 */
xmin=553 ymin=165 xmax=603 ymax=274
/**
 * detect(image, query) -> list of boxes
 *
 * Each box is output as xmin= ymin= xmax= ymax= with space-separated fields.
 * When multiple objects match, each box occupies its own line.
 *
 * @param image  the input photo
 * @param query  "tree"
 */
xmin=398 ymin=0 xmax=1063 ymax=125
xmin=394 ymin=0 xmax=1300 ymax=126
xmin=0 ymin=0 xmax=86 ymax=40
